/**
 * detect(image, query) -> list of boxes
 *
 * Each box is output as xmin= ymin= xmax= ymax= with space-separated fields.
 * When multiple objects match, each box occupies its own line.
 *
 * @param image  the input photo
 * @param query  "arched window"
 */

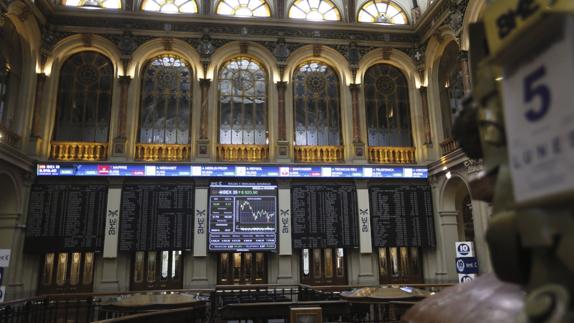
xmin=53 ymin=52 xmax=114 ymax=143
xmin=293 ymin=61 xmax=341 ymax=146
xmin=288 ymin=0 xmax=340 ymax=21
xmin=141 ymin=0 xmax=198 ymax=13
xmin=139 ymin=54 xmax=192 ymax=144
xmin=218 ymin=57 xmax=267 ymax=145
xmin=216 ymin=0 xmax=271 ymax=17
xmin=438 ymin=42 xmax=464 ymax=138
xmin=364 ymin=64 xmax=412 ymax=147
xmin=358 ymin=0 xmax=408 ymax=25
xmin=62 ymin=0 xmax=121 ymax=9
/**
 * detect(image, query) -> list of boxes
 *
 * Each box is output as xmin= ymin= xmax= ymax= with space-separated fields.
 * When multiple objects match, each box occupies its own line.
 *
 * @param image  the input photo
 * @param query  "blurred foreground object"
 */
xmin=402 ymin=273 xmax=524 ymax=323
xmin=406 ymin=0 xmax=574 ymax=322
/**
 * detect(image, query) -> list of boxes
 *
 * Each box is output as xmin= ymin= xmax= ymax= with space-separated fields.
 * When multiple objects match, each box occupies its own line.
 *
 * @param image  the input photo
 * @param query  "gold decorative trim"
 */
xmin=135 ymin=143 xmax=191 ymax=161
xmin=50 ymin=141 xmax=108 ymax=161
xmin=294 ymin=145 xmax=344 ymax=163
xmin=216 ymin=144 xmax=269 ymax=162
xmin=439 ymin=137 xmax=459 ymax=156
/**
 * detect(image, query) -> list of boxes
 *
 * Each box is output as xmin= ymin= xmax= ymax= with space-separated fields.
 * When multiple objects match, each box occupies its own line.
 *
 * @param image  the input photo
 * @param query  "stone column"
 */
xmin=459 ymin=51 xmax=472 ymax=95
xmin=350 ymin=83 xmax=365 ymax=159
xmin=112 ymin=76 xmax=131 ymax=156
xmin=199 ymin=78 xmax=211 ymax=139
xmin=276 ymin=81 xmax=287 ymax=141
xmin=197 ymin=78 xmax=211 ymax=158
xmin=100 ymin=178 xmax=123 ymax=291
xmin=276 ymin=81 xmax=289 ymax=160
xmin=347 ymin=0 xmax=356 ymax=22
xmin=276 ymin=81 xmax=289 ymax=159
xmin=277 ymin=180 xmax=295 ymax=284
xmin=26 ymin=73 xmax=46 ymax=156
xmin=189 ymin=179 xmax=209 ymax=287
xmin=438 ymin=210 xmax=460 ymax=282
xmin=419 ymin=86 xmax=432 ymax=145
xmin=276 ymin=0 xmax=285 ymax=18
xmin=30 ymin=73 xmax=46 ymax=139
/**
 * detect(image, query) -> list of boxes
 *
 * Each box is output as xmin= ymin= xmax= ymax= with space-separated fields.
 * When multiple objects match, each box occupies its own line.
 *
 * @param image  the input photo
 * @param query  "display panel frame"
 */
xmin=208 ymin=181 xmax=278 ymax=252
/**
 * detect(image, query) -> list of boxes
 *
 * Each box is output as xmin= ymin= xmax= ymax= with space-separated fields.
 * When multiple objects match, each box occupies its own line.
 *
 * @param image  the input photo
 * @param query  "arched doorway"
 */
xmin=442 ymin=175 xmax=475 ymax=242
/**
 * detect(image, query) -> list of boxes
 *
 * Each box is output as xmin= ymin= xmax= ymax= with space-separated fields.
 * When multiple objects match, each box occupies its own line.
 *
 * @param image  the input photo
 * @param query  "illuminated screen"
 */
xmin=208 ymin=182 xmax=277 ymax=252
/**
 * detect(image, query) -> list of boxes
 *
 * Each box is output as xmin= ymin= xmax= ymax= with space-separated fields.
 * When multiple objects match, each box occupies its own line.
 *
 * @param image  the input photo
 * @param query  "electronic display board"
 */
xmin=208 ymin=182 xmax=277 ymax=252
xmin=370 ymin=183 xmax=436 ymax=247
xmin=119 ymin=184 xmax=194 ymax=251
xmin=25 ymin=184 xmax=107 ymax=252
xmin=291 ymin=184 xmax=359 ymax=249
xmin=36 ymin=163 xmax=428 ymax=179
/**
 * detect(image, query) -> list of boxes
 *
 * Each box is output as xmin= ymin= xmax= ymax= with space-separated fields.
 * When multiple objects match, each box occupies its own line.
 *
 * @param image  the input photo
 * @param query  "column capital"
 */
xmin=276 ymin=80 xmax=287 ymax=90
xmin=349 ymin=83 xmax=361 ymax=91
xmin=199 ymin=78 xmax=211 ymax=87
xmin=118 ymin=75 xmax=131 ymax=84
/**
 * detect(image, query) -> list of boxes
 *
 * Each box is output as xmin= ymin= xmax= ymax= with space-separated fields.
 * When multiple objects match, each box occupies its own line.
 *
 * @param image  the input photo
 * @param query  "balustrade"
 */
xmin=135 ymin=144 xmax=191 ymax=161
xmin=294 ymin=146 xmax=344 ymax=163
xmin=368 ymin=146 xmax=416 ymax=164
xmin=216 ymin=144 xmax=269 ymax=162
xmin=439 ymin=137 xmax=459 ymax=156
xmin=50 ymin=141 xmax=108 ymax=161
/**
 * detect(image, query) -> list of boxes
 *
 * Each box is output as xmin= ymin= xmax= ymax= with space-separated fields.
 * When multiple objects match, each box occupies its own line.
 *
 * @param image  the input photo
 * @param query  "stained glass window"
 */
xmin=216 ymin=0 xmax=271 ymax=17
xmin=293 ymin=61 xmax=341 ymax=146
xmin=288 ymin=0 xmax=341 ymax=21
xmin=438 ymin=42 xmax=464 ymax=138
xmin=358 ymin=0 xmax=408 ymax=25
xmin=139 ymin=55 xmax=192 ymax=144
xmin=141 ymin=0 xmax=198 ymax=14
xmin=62 ymin=0 xmax=121 ymax=9
xmin=364 ymin=64 xmax=412 ymax=147
xmin=53 ymin=52 xmax=114 ymax=142
xmin=218 ymin=57 xmax=267 ymax=145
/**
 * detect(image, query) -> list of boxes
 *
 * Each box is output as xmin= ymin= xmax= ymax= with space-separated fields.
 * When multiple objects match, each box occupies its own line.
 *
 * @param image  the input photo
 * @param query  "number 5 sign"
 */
xmin=501 ymin=16 xmax=574 ymax=205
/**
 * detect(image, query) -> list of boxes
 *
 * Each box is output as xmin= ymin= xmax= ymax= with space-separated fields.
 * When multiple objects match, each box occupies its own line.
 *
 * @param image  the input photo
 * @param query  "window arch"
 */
xmin=139 ymin=54 xmax=193 ymax=144
xmin=358 ymin=0 xmax=408 ymax=25
xmin=438 ymin=42 xmax=464 ymax=138
xmin=62 ymin=0 xmax=121 ymax=9
xmin=216 ymin=0 xmax=271 ymax=17
xmin=141 ymin=0 xmax=198 ymax=13
xmin=293 ymin=61 xmax=341 ymax=146
xmin=288 ymin=0 xmax=341 ymax=21
xmin=364 ymin=64 xmax=412 ymax=147
xmin=218 ymin=57 xmax=268 ymax=145
xmin=53 ymin=51 xmax=114 ymax=143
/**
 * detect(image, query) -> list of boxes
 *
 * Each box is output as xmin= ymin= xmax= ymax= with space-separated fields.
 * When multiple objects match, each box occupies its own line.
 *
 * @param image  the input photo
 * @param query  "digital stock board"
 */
xmin=208 ymin=182 xmax=278 ymax=252
xmin=36 ymin=163 xmax=428 ymax=179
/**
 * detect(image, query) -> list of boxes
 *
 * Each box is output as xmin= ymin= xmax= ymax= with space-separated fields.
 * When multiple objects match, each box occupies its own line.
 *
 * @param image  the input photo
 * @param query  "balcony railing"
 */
xmin=440 ymin=137 xmax=459 ymax=156
xmin=216 ymin=144 xmax=269 ymax=162
xmin=368 ymin=146 xmax=416 ymax=164
xmin=0 ymin=123 xmax=21 ymax=149
xmin=294 ymin=145 xmax=344 ymax=163
xmin=50 ymin=141 xmax=108 ymax=161
xmin=135 ymin=144 xmax=191 ymax=161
